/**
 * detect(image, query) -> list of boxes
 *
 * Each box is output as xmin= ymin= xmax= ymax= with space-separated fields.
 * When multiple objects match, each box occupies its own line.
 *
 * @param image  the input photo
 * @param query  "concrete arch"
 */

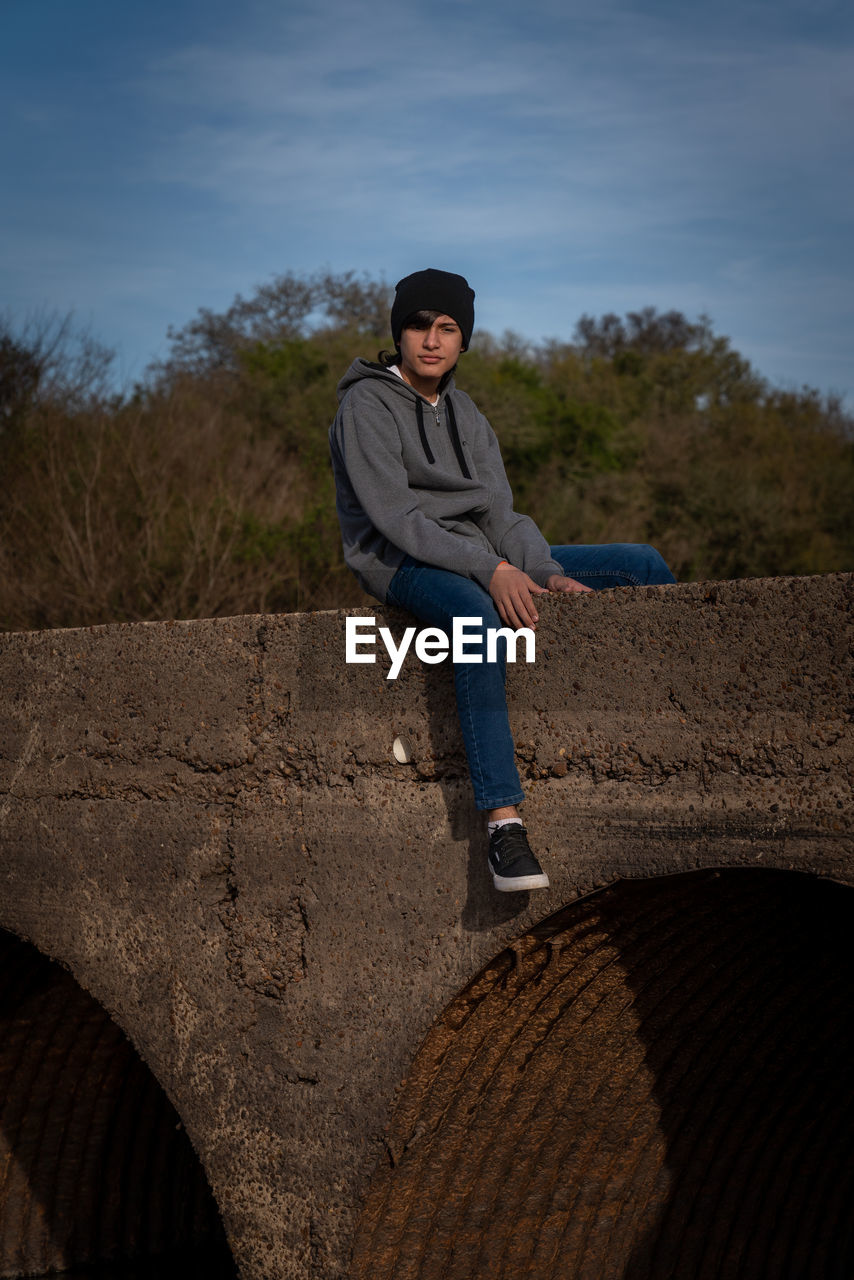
xmin=0 ymin=927 xmax=234 ymax=1278
xmin=0 ymin=574 xmax=851 ymax=1277
xmin=350 ymin=867 xmax=854 ymax=1279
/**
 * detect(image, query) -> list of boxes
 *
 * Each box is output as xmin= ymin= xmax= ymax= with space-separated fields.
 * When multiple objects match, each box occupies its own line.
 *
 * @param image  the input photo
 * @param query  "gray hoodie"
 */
xmin=329 ymin=358 xmax=564 ymax=602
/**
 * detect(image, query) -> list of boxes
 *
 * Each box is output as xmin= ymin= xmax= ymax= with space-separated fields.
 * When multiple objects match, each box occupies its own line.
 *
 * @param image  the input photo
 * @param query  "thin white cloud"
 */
xmin=135 ymin=4 xmax=854 ymax=231
xmin=2 ymin=0 xmax=852 ymax=398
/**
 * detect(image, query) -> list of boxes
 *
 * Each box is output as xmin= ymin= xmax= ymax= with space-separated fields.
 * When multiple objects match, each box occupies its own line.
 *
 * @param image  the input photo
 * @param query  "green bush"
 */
xmin=1 ymin=279 xmax=850 ymax=632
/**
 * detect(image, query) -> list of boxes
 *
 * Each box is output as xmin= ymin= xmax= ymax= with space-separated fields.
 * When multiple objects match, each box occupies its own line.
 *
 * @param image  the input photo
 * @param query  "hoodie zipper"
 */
xmin=414 ymin=393 xmax=472 ymax=479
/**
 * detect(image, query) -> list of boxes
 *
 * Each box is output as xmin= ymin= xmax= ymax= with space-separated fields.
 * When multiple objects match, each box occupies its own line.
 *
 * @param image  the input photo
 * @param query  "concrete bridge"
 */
xmin=0 ymin=574 xmax=851 ymax=1279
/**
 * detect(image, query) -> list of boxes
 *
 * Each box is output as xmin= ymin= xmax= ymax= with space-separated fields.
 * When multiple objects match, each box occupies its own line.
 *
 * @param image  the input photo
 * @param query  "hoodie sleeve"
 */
xmin=462 ymin=403 xmax=565 ymax=585
xmin=333 ymin=387 xmax=504 ymax=588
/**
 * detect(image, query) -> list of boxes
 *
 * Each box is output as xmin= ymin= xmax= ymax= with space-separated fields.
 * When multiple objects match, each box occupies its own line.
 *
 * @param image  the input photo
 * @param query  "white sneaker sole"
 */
xmin=492 ymin=870 xmax=550 ymax=892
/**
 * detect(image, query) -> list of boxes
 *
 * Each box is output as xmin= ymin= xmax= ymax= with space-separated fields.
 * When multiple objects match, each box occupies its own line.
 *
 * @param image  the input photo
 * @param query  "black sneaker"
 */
xmin=488 ymin=823 xmax=550 ymax=892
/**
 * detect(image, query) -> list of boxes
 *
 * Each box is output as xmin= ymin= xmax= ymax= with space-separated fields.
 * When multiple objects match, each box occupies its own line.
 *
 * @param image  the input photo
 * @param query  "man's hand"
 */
xmin=488 ymin=563 xmax=546 ymax=629
xmin=545 ymin=573 xmax=593 ymax=595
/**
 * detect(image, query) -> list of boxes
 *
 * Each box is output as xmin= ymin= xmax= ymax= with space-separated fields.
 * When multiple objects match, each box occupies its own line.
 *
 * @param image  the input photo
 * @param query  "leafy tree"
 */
xmin=0 ymin=332 xmax=42 ymax=427
xmin=154 ymin=270 xmax=393 ymax=381
xmin=1 ymin=282 xmax=851 ymax=632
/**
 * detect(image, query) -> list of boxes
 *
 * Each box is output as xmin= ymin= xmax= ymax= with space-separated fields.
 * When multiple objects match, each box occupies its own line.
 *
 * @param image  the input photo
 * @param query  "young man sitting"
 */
xmin=329 ymin=268 xmax=675 ymax=891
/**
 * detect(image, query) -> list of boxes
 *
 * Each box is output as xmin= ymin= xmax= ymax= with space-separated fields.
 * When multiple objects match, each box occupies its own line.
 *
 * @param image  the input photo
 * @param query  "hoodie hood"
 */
xmin=336 ymin=357 xmax=456 ymax=405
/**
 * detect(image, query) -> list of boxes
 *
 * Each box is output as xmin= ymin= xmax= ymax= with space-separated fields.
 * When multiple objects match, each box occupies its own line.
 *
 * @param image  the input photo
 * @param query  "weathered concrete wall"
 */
xmin=0 ymin=574 xmax=851 ymax=1278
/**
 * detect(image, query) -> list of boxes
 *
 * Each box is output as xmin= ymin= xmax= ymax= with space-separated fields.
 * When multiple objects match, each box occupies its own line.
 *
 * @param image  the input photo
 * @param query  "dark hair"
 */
xmin=377 ymin=310 xmax=452 ymax=365
xmin=402 ymin=309 xmax=446 ymax=330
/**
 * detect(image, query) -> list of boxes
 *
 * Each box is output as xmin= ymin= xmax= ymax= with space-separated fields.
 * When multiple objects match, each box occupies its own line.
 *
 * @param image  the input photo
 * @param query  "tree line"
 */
xmin=1 ymin=271 xmax=851 ymax=632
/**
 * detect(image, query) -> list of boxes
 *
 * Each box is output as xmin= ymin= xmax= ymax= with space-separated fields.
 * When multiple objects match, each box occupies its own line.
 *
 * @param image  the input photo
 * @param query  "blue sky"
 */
xmin=3 ymin=0 xmax=853 ymax=401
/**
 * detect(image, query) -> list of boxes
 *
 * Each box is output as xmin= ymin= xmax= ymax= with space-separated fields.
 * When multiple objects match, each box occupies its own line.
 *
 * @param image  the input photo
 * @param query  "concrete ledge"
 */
xmin=0 ymin=574 xmax=851 ymax=1277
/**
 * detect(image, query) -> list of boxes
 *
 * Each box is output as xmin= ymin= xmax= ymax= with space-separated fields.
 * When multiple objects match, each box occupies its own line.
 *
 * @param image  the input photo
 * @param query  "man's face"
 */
xmin=398 ymin=314 xmax=464 ymax=389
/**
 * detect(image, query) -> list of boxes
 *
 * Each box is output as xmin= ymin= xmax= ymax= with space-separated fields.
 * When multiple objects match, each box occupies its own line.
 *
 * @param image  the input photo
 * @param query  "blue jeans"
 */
xmin=386 ymin=544 xmax=676 ymax=810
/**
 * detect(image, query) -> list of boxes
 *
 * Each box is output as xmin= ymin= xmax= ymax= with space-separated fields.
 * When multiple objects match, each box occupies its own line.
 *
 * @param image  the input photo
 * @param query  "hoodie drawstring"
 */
xmin=445 ymin=397 xmax=472 ymax=479
xmin=415 ymin=394 xmax=471 ymax=479
xmin=414 ymin=398 xmax=436 ymax=465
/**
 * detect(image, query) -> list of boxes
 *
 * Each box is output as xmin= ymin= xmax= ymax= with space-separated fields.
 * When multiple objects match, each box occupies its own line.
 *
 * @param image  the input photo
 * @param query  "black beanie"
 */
xmin=390 ymin=269 xmax=475 ymax=350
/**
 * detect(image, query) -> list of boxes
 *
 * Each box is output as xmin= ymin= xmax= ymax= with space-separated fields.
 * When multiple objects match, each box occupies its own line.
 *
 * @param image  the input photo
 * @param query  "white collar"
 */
xmin=389 ymin=364 xmax=439 ymax=407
